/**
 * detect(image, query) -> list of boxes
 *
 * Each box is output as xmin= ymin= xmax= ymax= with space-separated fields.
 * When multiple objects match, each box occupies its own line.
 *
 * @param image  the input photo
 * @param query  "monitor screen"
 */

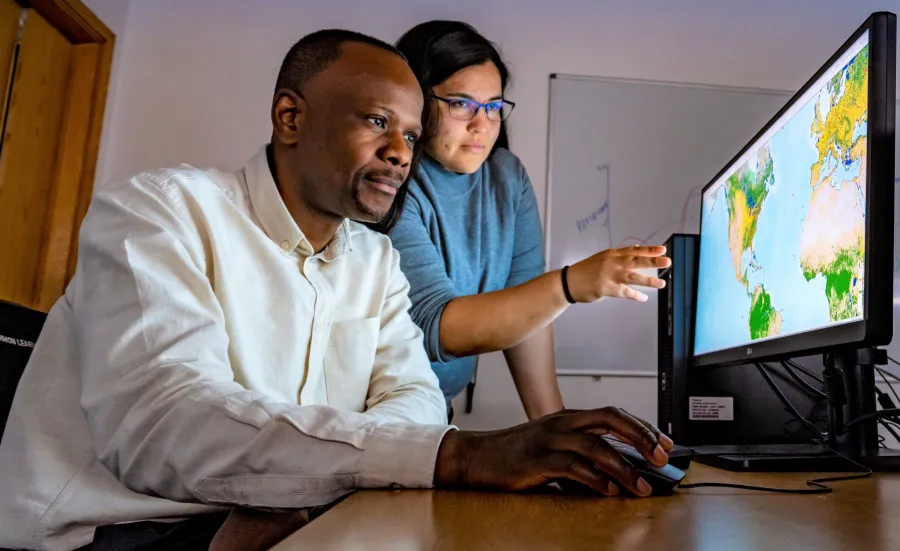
xmin=694 ymin=31 xmax=870 ymax=357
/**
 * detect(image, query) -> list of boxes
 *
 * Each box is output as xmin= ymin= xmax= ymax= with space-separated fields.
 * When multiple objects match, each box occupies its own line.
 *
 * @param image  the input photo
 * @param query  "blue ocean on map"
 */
xmin=751 ymin=94 xmax=829 ymax=337
xmin=695 ymin=186 xmax=752 ymax=354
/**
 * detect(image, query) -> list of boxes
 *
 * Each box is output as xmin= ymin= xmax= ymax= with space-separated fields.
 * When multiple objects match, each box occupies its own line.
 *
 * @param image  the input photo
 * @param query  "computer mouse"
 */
xmin=605 ymin=438 xmax=688 ymax=495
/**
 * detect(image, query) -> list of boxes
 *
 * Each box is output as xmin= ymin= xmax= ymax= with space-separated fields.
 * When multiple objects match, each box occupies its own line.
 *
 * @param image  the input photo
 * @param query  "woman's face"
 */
xmin=427 ymin=61 xmax=503 ymax=174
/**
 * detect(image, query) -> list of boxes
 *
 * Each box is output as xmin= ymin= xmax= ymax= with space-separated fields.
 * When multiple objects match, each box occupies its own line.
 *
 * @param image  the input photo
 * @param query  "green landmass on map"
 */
xmin=801 ymin=239 xmax=864 ymax=321
xmin=749 ymin=285 xmax=782 ymax=339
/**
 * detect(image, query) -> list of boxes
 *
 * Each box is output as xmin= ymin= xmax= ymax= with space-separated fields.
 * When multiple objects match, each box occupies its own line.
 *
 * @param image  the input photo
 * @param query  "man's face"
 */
xmin=277 ymin=43 xmax=424 ymax=223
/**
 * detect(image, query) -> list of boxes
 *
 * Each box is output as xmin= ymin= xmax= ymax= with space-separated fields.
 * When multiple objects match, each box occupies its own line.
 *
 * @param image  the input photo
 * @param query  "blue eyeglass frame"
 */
xmin=431 ymin=95 xmax=516 ymax=120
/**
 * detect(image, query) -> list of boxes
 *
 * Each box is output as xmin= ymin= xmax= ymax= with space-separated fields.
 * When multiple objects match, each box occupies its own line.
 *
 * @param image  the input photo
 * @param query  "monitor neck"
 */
xmin=823 ymin=346 xmax=885 ymax=455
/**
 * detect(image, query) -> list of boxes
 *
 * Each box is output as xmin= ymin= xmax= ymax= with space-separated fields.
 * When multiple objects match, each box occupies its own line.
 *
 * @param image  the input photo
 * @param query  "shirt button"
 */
xmin=280 ymin=240 xmax=291 ymax=250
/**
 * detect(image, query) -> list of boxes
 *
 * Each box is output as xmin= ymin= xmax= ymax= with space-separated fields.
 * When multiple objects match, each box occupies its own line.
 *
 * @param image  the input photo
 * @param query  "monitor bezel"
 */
xmin=691 ymin=11 xmax=896 ymax=368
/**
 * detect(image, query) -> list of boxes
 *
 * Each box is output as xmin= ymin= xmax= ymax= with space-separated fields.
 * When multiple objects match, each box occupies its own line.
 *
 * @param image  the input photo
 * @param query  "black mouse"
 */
xmin=605 ymin=438 xmax=688 ymax=495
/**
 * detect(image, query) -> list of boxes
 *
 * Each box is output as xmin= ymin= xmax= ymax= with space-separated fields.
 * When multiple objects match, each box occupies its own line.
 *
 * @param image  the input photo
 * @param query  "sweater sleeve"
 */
xmin=389 ymin=197 xmax=459 ymax=364
xmin=505 ymin=163 xmax=547 ymax=288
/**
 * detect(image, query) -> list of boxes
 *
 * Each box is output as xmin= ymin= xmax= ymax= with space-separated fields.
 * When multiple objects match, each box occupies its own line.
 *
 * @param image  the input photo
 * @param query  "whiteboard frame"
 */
xmin=542 ymin=73 xmax=793 ymax=378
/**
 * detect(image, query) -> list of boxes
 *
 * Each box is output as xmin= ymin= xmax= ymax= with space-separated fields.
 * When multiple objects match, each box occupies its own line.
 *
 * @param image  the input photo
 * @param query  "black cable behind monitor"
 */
xmin=784 ymin=360 xmax=824 ymax=383
xmin=755 ymin=363 xmax=823 ymax=438
xmin=875 ymin=368 xmax=900 ymax=407
xmin=877 ymin=364 xmax=900 ymax=404
xmin=843 ymin=408 xmax=900 ymax=430
xmin=779 ymin=361 xmax=900 ymax=444
xmin=781 ymin=361 xmax=827 ymax=399
xmin=880 ymin=420 xmax=900 ymax=446
xmin=773 ymin=357 xmax=900 ymax=450
xmin=863 ymin=365 xmax=900 ymax=445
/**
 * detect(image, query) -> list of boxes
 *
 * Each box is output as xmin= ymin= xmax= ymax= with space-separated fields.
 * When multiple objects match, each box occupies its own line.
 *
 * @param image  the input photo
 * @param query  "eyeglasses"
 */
xmin=432 ymin=95 xmax=515 ymax=122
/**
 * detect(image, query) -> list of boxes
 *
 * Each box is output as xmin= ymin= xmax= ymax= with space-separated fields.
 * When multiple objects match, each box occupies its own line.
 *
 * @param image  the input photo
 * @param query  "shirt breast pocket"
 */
xmin=324 ymin=317 xmax=380 ymax=412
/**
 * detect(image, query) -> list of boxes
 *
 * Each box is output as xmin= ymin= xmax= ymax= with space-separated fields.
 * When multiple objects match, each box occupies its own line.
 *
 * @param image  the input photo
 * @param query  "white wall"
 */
xmin=96 ymin=0 xmax=900 ymax=430
xmin=82 ymin=0 xmax=129 ymax=36
xmin=82 ymin=0 xmax=131 ymax=198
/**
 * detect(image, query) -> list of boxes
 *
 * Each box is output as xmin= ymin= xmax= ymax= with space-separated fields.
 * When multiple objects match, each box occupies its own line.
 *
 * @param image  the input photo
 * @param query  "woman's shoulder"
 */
xmin=399 ymin=175 xmax=430 ymax=214
xmin=483 ymin=148 xmax=535 ymax=200
xmin=485 ymin=147 xmax=525 ymax=173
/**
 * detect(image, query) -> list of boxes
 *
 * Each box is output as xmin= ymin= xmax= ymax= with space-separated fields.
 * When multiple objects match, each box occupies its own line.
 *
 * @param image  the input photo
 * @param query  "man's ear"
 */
xmin=271 ymin=89 xmax=305 ymax=146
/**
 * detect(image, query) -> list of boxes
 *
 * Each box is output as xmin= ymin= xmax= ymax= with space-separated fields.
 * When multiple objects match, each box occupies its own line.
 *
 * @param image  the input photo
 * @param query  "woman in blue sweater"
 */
xmin=389 ymin=21 xmax=670 ymax=420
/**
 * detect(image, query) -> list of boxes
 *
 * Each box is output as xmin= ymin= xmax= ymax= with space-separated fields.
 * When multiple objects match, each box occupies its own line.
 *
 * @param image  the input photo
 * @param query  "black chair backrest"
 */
xmin=0 ymin=300 xmax=47 ymax=442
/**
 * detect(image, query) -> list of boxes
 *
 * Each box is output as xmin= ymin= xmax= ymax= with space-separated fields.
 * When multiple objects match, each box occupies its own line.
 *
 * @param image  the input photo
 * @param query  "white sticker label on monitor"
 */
xmin=689 ymin=397 xmax=734 ymax=421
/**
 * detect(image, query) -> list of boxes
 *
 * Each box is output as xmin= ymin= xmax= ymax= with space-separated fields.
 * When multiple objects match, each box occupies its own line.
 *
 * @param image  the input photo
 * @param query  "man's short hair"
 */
xmin=275 ymin=29 xmax=406 ymax=94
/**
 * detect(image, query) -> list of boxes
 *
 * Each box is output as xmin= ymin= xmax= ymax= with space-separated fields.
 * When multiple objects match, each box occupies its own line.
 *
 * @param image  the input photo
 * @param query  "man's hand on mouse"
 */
xmin=566 ymin=245 xmax=671 ymax=303
xmin=433 ymin=407 xmax=674 ymax=497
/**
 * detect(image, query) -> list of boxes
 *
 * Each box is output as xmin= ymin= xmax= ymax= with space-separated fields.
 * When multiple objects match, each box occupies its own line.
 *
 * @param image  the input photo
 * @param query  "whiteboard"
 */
xmin=545 ymin=74 xmax=793 ymax=374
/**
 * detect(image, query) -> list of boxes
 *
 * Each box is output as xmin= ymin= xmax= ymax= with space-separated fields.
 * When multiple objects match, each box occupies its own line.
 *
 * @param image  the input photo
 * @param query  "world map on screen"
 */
xmin=695 ymin=35 xmax=868 ymax=356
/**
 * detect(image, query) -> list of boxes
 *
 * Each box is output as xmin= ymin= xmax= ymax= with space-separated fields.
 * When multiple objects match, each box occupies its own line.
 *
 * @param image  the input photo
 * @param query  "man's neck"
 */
xmin=267 ymin=145 xmax=342 ymax=254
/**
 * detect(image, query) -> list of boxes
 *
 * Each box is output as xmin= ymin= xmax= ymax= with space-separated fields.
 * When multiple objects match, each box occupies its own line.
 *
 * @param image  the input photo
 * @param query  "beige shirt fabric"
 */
xmin=0 ymin=146 xmax=452 ymax=550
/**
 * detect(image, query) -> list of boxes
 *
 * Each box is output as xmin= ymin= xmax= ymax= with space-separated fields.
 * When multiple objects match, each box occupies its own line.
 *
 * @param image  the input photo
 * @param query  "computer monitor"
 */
xmin=693 ymin=12 xmax=895 ymax=369
xmin=685 ymin=12 xmax=897 ymax=470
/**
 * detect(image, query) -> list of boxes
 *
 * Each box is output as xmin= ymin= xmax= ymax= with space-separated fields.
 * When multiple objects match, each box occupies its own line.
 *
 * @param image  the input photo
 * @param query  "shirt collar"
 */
xmin=244 ymin=145 xmax=353 ymax=260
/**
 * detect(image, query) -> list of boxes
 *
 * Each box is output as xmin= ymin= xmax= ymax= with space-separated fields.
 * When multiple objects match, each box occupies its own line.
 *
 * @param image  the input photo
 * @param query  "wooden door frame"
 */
xmin=15 ymin=0 xmax=114 ymax=310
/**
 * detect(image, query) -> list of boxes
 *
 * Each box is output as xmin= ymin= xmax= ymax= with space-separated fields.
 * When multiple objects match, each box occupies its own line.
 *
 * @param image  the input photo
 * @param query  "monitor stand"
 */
xmin=695 ymin=347 xmax=900 ymax=472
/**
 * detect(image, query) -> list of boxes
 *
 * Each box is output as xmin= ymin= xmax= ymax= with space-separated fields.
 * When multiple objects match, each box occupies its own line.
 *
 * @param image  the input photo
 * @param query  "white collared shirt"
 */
xmin=0 ymin=146 xmax=452 ymax=551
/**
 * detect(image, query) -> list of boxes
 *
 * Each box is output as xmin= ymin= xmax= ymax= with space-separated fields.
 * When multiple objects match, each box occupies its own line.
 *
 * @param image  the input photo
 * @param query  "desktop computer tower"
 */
xmin=657 ymin=234 xmax=698 ymax=443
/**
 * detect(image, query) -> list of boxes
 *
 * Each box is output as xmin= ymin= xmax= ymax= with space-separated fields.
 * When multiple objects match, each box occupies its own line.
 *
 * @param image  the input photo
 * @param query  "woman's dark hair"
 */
xmin=396 ymin=20 xmax=511 ymax=154
xmin=368 ymin=21 xmax=512 ymax=235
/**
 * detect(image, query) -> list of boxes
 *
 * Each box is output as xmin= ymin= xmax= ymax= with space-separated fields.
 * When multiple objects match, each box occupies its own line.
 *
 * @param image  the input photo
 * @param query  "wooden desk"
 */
xmin=271 ymin=464 xmax=900 ymax=551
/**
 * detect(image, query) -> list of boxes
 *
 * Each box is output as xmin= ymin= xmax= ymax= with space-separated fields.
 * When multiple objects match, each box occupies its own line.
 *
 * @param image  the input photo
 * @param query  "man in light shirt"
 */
xmin=0 ymin=30 xmax=673 ymax=551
